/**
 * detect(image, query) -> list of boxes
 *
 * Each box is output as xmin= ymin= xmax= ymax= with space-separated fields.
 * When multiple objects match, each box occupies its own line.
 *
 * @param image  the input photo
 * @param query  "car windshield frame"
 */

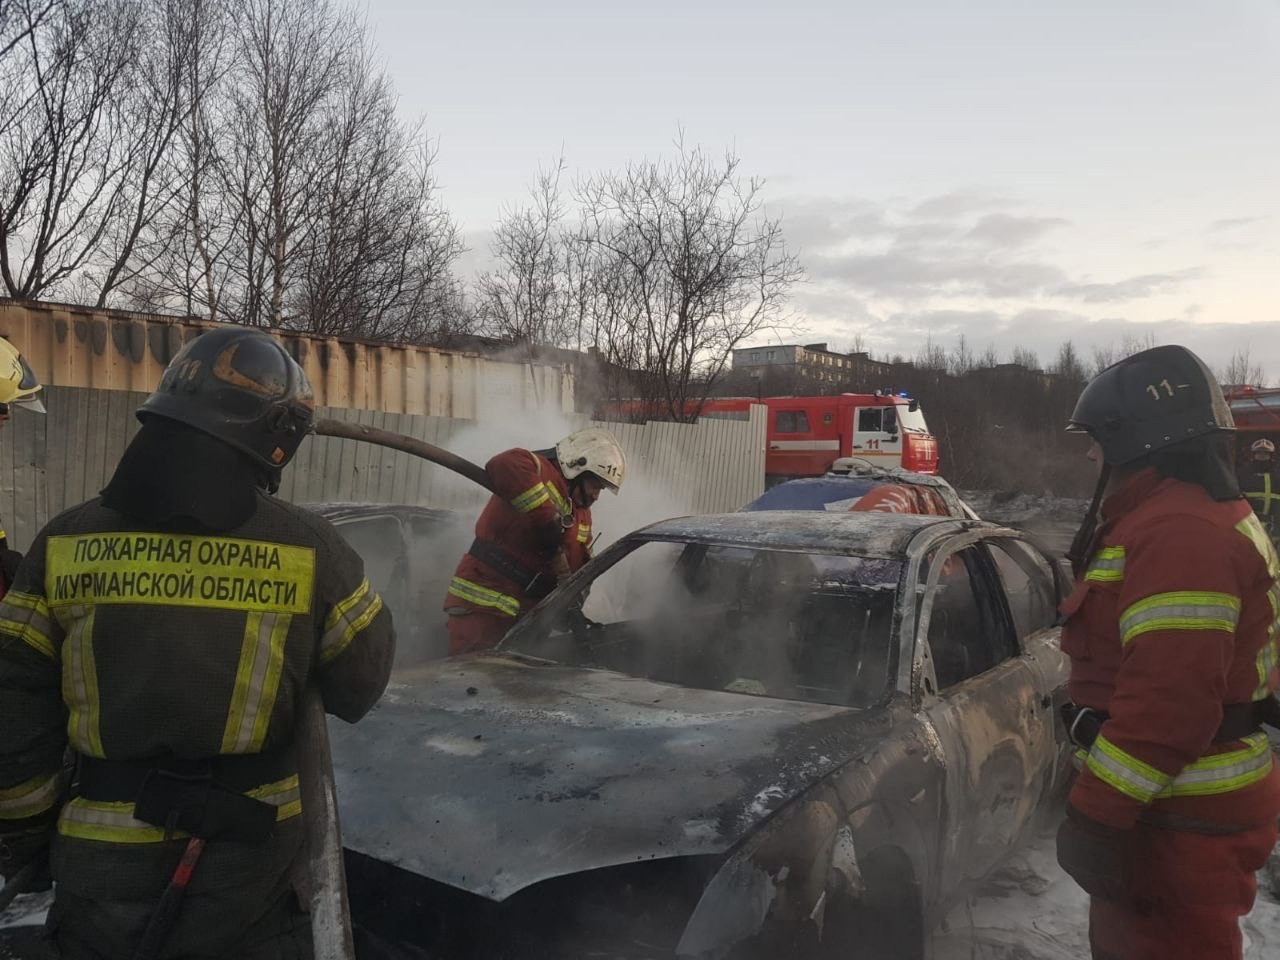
xmin=500 ymin=532 xmax=912 ymax=710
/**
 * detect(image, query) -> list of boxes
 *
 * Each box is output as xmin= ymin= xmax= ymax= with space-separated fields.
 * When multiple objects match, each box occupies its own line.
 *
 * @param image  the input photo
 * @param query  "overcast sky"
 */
xmin=366 ymin=0 xmax=1279 ymax=377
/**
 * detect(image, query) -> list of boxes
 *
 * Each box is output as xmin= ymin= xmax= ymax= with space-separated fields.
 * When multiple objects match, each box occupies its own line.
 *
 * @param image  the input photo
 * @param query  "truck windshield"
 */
xmin=503 ymin=540 xmax=902 ymax=709
xmin=898 ymin=404 xmax=930 ymax=433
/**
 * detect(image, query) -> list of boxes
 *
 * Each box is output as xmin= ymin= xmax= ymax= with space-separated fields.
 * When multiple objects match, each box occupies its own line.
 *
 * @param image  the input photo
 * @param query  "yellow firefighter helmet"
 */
xmin=0 ymin=339 xmax=44 ymax=414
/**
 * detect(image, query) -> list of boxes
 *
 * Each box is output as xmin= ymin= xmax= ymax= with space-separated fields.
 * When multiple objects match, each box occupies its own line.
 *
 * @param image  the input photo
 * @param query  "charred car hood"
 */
xmin=328 ymin=654 xmax=890 ymax=901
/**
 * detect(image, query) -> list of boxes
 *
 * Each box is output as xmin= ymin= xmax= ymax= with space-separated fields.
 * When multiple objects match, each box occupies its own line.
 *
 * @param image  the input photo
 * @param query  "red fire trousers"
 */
xmin=446 ymin=610 xmax=513 ymax=656
xmin=1088 ymin=819 xmax=1278 ymax=960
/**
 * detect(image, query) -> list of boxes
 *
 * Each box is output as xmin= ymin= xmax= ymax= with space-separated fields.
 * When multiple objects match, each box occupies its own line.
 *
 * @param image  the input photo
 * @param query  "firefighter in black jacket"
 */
xmin=1239 ymin=437 xmax=1280 ymax=535
xmin=0 ymin=328 xmax=395 ymax=958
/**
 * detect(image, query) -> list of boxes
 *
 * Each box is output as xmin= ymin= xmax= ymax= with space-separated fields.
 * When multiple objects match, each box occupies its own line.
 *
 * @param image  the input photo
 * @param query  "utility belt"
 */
xmin=468 ymin=538 xmax=557 ymax=599
xmin=72 ymin=749 xmax=294 ymax=843
xmin=1061 ymin=701 xmax=1265 ymax=751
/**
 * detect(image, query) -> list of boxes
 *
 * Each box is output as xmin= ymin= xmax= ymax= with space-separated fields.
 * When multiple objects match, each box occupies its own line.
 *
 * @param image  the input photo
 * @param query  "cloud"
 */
xmin=782 ymin=301 xmax=1280 ymax=381
xmin=965 ymin=213 xmax=1069 ymax=248
xmin=1208 ymin=217 xmax=1266 ymax=233
xmin=1055 ymin=268 xmax=1203 ymax=304
xmin=782 ymin=191 xmax=1203 ymax=309
xmin=806 ymin=249 xmax=1070 ymax=300
xmin=907 ymin=190 xmax=1016 ymax=220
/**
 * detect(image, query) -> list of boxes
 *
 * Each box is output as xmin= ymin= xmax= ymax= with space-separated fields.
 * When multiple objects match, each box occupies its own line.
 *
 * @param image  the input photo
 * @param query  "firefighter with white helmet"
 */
xmin=1239 ymin=437 xmax=1280 ymax=535
xmin=0 ymin=337 xmax=44 ymax=596
xmin=443 ymin=427 xmax=626 ymax=655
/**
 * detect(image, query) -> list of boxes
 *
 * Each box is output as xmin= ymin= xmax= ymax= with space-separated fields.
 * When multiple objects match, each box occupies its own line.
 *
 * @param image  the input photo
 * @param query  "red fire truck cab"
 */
xmin=1225 ymin=385 xmax=1280 ymax=461
xmin=699 ymin=393 xmax=939 ymax=484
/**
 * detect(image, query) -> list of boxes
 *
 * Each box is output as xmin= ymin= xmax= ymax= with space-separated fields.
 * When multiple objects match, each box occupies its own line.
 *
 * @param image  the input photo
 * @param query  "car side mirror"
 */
xmin=908 ymin=399 xmax=919 ymax=413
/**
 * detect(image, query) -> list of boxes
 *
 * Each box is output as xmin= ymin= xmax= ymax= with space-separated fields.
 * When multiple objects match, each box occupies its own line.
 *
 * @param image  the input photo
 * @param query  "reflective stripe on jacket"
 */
xmin=1060 ymin=468 xmax=1280 ymax=830
xmin=445 ymin=448 xmax=592 ymax=622
xmin=0 ymin=493 xmax=395 ymax=897
xmin=1241 ymin=466 xmax=1280 ymax=518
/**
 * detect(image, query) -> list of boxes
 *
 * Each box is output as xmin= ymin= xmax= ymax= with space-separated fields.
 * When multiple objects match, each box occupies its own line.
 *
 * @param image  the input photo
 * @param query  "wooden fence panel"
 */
xmin=0 ymin=387 xmax=766 ymax=550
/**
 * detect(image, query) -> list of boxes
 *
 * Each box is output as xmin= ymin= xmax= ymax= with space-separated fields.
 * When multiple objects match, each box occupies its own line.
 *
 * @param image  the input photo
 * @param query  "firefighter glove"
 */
xmin=551 ymin=550 xmax=572 ymax=580
xmin=1056 ymin=803 xmax=1131 ymax=902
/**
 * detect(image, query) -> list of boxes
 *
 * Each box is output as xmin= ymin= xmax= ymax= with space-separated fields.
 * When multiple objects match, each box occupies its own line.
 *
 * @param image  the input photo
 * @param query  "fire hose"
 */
xmin=297 ymin=418 xmax=493 ymax=959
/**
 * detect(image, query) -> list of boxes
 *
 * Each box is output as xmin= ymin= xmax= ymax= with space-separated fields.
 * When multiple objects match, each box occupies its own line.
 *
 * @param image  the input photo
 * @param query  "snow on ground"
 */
xmin=931 ymin=825 xmax=1280 ymax=960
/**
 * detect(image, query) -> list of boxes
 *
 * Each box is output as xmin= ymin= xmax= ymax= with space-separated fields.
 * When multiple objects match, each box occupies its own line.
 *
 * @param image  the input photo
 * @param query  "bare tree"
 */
xmin=289 ymin=43 xmax=463 ymax=342
xmin=0 ymin=0 xmax=146 ymax=300
xmin=474 ymin=159 xmax=574 ymax=348
xmin=915 ymin=336 xmax=948 ymax=371
xmin=1053 ymin=340 xmax=1087 ymax=386
xmin=123 ymin=0 xmax=239 ymax=318
xmin=1219 ymin=347 xmax=1264 ymax=389
xmin=1010 ymin=345 xmax=1040 ymax=370
xmin=576 ymin=140 xmax=803 ymax=420
xmin=221 ymin=0 xmax=347 ymax=326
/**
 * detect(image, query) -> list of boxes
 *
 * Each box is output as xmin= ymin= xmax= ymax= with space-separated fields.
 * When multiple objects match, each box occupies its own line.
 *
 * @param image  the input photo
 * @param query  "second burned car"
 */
xmin=331 ymin=510 xmax=1073 ymax=959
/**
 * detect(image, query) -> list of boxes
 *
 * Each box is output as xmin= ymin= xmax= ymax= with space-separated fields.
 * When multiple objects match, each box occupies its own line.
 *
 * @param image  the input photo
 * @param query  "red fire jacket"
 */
xmin=444 ymin=448 xmax=592 ymax=620
xmin=1061 ymin=468 xmax=1280 ymax=830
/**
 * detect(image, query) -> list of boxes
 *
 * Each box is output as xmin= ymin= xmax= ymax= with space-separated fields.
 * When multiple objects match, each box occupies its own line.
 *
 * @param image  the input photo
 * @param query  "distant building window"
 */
xmin=858 ymin=407 xmax=883 ymax=432
xmin=776 ymin=410 xmax=811 ymax=433
xmin=751 ymin=351 xmax=761 ymax=363
xmin=766 ymin=350 xmax=777 ymax=361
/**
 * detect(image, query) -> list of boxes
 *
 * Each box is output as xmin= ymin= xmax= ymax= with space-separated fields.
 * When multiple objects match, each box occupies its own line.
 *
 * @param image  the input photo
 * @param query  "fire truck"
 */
xmin=696 ymin=392 xmax=939 ymax=483
xmin=1225 ymin=385 xmax=1280 ymax=457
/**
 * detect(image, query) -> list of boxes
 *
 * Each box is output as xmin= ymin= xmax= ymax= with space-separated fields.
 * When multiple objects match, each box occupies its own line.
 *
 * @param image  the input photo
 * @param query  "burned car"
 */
xmin=333 ymin=511 xmax=1073 ymax=959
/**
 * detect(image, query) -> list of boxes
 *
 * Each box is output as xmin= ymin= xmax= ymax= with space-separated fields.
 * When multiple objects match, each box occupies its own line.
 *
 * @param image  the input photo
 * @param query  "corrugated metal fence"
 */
xmin=0 ymin=386 xmax=766 ymax=550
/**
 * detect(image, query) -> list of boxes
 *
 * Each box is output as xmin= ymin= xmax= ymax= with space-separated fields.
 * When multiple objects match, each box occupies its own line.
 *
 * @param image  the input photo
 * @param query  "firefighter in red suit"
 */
xmin=443 ymin=428 xmax=626 ymax=655
xmin=1056 ymin=344 xmax=1280 ymax=960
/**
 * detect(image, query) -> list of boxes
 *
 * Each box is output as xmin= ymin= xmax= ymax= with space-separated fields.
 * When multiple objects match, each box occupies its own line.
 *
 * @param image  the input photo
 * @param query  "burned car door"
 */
xmin=985 ymin=536 xmax=1073 ymax=800
xmin=915 ymin=537 xmax=1055 ymax=893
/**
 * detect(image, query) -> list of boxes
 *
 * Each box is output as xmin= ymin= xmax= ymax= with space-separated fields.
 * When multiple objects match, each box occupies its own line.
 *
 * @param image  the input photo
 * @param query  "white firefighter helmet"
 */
xmin=0 ymin=339 xmax=44 ymax=414
xmin=556 ymin=427 xmax=626 ymax=492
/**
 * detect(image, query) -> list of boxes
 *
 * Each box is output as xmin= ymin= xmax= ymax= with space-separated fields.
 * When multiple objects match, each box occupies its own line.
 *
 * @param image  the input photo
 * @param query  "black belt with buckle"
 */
xmin=1061 ymin=701 xmax=1263 ymax=750
xmin=468 ymin=538 xmax=557 ymax=599
xmin=73 ymin=751 xmax=291 ymax=842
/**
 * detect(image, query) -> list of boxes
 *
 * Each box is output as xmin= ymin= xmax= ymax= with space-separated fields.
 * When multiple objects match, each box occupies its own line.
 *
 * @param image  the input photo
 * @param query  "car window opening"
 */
xmin=506 ymin=541 xmax=902 ymax=709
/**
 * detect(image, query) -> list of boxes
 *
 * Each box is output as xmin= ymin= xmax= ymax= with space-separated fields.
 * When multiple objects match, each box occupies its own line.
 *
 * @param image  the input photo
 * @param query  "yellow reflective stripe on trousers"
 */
xmin=0 ymin=772 xmax=60 ymax=819
xmin=447 ymin=576 xmax=520 ymax=618
xmin=0 ymin=590 xmax=57 ymax=658
xmin=1085 ymin=733 xmax=1172 ymax=803
xmin=320 ymin=579 xmax=383 ymax=664
xmin=511 ymin=483 xmax=550 ymax=513
xmin=62 ymin=606 xmax=102 ymax=757
xmin=1084 ymin=546 xmax=1125 ymax=583
xmin=1118 ymin=591 xmax=1241 ymax=646
xmin=221 ymin=612 xmax=292 ymax=754
xmin=58 ymin=775 xmax=302 ymax=843
xmin=577 ymin=524 xmax=591 ymax=544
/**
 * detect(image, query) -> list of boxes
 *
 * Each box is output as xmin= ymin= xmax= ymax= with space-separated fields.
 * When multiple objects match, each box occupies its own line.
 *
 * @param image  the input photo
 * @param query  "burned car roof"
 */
xmin=626 ymin=509 xmax=977 ymax=556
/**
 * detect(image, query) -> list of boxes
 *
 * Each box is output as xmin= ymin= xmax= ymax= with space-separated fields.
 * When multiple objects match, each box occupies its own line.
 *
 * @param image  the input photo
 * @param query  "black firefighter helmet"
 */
xmin=1067 ymin=344 xmax=1234 ymax=465
xmin=138 ymin=327 xmax=315 ymax=471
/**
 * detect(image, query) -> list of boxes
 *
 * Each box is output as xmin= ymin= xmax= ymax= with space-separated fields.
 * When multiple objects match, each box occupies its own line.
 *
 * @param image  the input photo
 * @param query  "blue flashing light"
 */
xmin=898 ymin=392 xmax=910 ymax=398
